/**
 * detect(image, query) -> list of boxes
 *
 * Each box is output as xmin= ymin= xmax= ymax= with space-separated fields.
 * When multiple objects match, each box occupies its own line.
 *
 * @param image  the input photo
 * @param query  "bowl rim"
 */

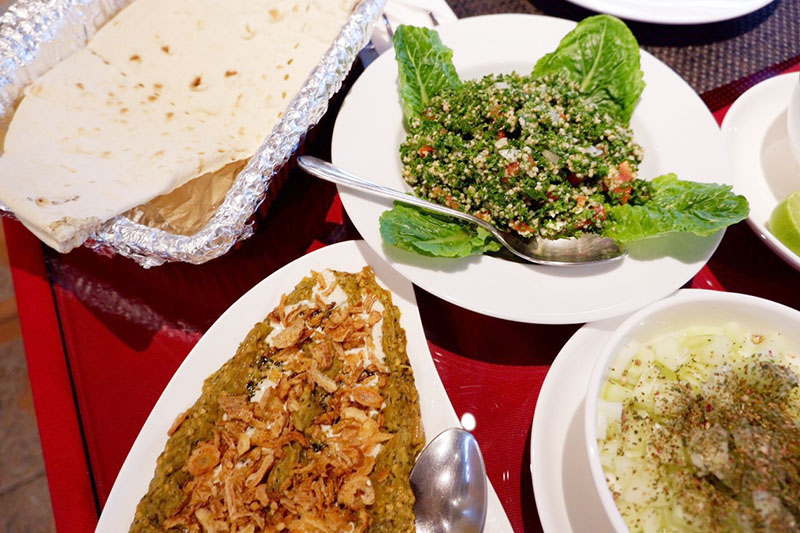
xmin=583 ymin=288 xmax=800 ymax=532
xmin=787 ymin=72 xmax=800 ymax=167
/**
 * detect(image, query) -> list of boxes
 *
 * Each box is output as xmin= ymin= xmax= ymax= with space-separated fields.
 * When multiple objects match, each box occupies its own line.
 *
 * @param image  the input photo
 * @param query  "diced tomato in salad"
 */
xmin=602 ymin=161 xmax=634 ymax=204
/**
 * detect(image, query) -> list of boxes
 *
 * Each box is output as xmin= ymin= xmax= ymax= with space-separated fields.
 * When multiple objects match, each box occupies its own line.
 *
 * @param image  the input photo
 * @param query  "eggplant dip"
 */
xmin=131 ymin=267 xmax=425 ymax=533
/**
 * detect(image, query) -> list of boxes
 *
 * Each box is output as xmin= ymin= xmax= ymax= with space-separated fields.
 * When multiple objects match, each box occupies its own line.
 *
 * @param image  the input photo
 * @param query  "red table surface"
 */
xmin=7 ymin=57 xmax=800 ymax=533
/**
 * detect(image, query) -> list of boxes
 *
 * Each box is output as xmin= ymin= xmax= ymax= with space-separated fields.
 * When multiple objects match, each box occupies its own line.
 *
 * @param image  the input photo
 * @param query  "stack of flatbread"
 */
xmin=0 ymin=0 xmax=358 ymax=251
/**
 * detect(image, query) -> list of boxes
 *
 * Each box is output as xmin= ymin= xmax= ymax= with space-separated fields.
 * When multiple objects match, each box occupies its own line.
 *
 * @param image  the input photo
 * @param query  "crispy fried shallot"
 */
xmin=163 ymin=269 xmax=401 ymax=532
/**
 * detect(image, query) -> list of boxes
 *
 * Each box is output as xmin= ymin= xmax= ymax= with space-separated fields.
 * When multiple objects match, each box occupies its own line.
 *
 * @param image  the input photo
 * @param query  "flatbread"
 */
xmin=128 ymin=159 xmax=247 ymax=235
xmin=0 ymin=0 xmax=358 ymax=251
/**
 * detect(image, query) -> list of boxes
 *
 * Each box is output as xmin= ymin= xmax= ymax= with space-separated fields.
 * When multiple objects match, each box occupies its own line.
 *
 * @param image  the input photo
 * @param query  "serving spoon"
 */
xmin=410 ymin=428 xmax=488 ymax=533
xmin=297 ymin=156 xmax=626 ymax=265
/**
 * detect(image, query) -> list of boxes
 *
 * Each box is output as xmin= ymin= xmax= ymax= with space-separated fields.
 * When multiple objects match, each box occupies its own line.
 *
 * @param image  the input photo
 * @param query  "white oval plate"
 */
xmin=97 ymin=240 xmax=512 ymax=532
xmin=721 ymin=73 xmax=800 ymax=272
xmin=529 ymin=316 xmax=624 ymax=532
xmin=564 ymin=0 xmax=774 ymax=25
xmin=331 ymin=14 xmax=730 ymax=324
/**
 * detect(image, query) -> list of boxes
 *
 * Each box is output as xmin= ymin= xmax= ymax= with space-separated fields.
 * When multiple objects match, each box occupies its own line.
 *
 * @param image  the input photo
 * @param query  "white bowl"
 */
xmin=583 ymin=289 xmax=800 ymax=532
xmin=788 ymin=73 xmax=800 ymax=165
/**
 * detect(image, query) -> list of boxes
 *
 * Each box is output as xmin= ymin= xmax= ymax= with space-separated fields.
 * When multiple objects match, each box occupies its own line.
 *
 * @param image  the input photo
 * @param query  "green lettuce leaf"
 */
xmin=604 ymin=174 xmax=750 ymax=243
xmin=532 ymin=14 xmax=645 ymax=123
xmin=379 ymin=202 xmax=501 ymax=257
xmin=393 ymin=25 xmax=461 ymax=121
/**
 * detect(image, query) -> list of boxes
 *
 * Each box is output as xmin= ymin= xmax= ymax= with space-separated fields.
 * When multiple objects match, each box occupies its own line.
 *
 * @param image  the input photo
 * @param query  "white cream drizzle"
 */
xmin=367 ymin=443 xmax=382 ymax=458
xmin=370 ymin=300 xmax=386 ymax=363
xmin=248 ymin=269 xmax=390 ymax=461
xmin=250 ymin=378 xmax=277 ymax=404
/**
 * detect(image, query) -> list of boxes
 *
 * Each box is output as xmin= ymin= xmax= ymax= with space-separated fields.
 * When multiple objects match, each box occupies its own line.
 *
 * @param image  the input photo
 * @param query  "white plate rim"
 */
xmin=531 ymin=288 xmax=800 ymax=532
xmin=564 ymin=0 xmax=774 ymax=25
xmin=332 ymin=13 xmax=729 ymax=325
xmin=721 ymin=72 xmax=800 ymax=273
xmin=529 ymin=316 xmax=625 ymax=532
xmin=97 ymin=239 xmax=512 ymax=532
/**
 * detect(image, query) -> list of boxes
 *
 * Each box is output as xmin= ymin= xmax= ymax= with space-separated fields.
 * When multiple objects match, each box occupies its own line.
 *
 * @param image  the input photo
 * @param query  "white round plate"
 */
xmin=564 ymin=0 xmax=774 ymax=25
xmin=97 ymin=240 xmax=512 ymax=532
xmin=529 ymin=316 xmax=625 ymax=532
xmin=722 ymin=73 xmax=800 ymax=273
xmin=332 ymin=14 xmax=730 ymax=324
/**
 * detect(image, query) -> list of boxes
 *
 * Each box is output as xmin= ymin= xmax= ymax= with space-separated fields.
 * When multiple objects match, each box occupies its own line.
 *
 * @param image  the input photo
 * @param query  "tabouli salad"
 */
xmin=401 ymin=73 xmax=647 ymax=240
xmin=379 ymin=15 xmax=750 ymax=259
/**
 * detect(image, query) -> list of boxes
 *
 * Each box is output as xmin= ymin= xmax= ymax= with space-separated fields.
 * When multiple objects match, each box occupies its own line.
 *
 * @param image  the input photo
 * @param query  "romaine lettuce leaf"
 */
xmin=532 ymin=14 xmax=645 ymax=123
xmin=393 ymin=25 xmax=461 ymax=121
xmin=379 ymin=202 xmax=501 ymax=257
xmin=604 ymin=174 xmax=749 ymax=243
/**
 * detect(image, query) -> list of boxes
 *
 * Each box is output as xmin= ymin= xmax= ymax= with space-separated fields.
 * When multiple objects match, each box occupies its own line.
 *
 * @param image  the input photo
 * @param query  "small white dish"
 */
xmin=721 ymin=73 xmax=800 ymax=272
xmin=787 ymin=73 xmax=800 ymax=164
xmin=584 ymin=289 xmax=800 ymax=532
xmin=332 ymin=14 xmax=731 ymax=325
xmin=97 ymin=240 xmax=512 ymax=532
xmin=564 ymin=0 xmax=774 ymax=25
xmin=529 ymin=315 xmax=625 ymax=532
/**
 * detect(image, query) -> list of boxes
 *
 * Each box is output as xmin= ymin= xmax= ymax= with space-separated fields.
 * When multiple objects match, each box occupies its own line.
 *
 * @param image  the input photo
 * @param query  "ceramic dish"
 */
xmin=332 ymin=14 xmax=731 ymax=324
xmin=788 ymin=73 xmax=800 ymax=163
xmin=584 ymin=289 xmax=800 ymax=532
xmin=563 ymin=0 xmax=774 ymax=25
xmin=96 ymin=240 xmax=512 ymax=532
xmin=0 ymin=0 xmax=385 ymax=267
xmin=722 ymin=73 xmax=800 ymax=272
xmin=530 ymin=316 xmax=623 ymax=532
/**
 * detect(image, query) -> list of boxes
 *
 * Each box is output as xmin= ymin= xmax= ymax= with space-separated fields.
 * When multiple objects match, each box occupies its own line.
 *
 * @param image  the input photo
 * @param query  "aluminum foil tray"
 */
xmin=0 ymin=0 xmax=386 ymax=267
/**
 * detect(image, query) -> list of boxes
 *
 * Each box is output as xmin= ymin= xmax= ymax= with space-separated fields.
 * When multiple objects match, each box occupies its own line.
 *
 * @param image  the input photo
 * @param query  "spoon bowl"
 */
xmin=410 ymin=428 xmax=488 ymax=533
xmin=298 ymin=156 xmax=626 ymax=266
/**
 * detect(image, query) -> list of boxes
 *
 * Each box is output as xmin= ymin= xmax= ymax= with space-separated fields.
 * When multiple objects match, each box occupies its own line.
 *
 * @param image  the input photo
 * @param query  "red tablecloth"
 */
xmin=7 ymin=54 xmax=800 ymax=533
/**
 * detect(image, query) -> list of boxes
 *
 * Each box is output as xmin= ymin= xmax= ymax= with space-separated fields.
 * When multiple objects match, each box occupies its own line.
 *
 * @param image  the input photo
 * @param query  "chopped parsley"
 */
xmin=400 ymin=73 xmax=649 ymax=240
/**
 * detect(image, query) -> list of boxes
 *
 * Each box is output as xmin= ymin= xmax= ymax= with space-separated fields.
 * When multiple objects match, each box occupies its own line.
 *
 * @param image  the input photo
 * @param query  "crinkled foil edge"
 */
xmin=0 ymin=0 xmax=386 ymax=267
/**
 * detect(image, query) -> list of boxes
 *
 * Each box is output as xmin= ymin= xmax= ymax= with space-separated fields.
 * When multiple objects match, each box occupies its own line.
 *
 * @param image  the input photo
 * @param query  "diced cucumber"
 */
xmin=620 ymin=463 xmax=657 ymax=505
xmin=722 ymin=322 xmax=748 ymax=346
xmin=621 ymin=417 xmax=649 ymax=457
xmin=691 ymin=334 xmax=732 ymax=366
xmin=752 ymin=334 xmax=789 ymax=362
xmin=626 ymin=347 xmax=654 ymax=383
xmin=608 ymin=340 xmax=641 ymax=381
xmin=676 ymin=360 xmax=708 ymax=389
xmin=652 ymin=386 xmax=680 ymax=417
xmin=633 ymin=366 xmax=660 ymax=403
xmin=603 ymin=381 xmax=630 ymax=403
xmin=669 ymin=502 xmax=699 ymax=530
xmin=653 ymin=334 xmax=689 ymax=372
xmin=604 ymin=471 xmax=621 ymax=494
xmin=653 ymin=359 xmax=678 ymax=381
xmin=682 ymin=333 xmax=715 ymax=353
xmin=597 ymin=399 xmax=622 ymax=440
xmin=635 ymin=504 xmax=663 ymax=532
xmin=600 ymin=437 xmax=620 ymax=465
xmin=597 ymin=410 xmax=608 ymax=441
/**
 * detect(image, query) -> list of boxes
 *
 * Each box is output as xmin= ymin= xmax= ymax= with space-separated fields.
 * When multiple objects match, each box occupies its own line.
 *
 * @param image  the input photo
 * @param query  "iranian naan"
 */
xmin=0 ymin=0 xmax=358 ymax=252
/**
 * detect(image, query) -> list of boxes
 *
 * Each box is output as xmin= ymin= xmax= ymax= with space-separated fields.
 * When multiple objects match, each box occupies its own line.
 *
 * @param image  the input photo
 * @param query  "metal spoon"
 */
xmin=297 ymin=156 xmax=626 ymax=265
xmin=410 ymin=428 xmax=488 ymax=533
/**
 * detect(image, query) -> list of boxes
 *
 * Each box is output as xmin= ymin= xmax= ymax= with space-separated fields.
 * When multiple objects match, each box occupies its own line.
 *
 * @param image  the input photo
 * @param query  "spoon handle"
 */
xmin=297 ymin=156 xmax=495 ymax=233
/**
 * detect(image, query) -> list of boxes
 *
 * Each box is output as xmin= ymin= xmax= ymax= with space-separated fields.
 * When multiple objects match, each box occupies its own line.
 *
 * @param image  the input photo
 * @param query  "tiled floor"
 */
xmin=0 ymin=223 xmax=55 ymax=532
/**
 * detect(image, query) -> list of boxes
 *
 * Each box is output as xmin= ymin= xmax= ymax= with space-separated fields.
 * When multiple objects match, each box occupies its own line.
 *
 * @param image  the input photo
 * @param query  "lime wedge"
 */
xmin=769 ymin=191 xmax=800 ymax=255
